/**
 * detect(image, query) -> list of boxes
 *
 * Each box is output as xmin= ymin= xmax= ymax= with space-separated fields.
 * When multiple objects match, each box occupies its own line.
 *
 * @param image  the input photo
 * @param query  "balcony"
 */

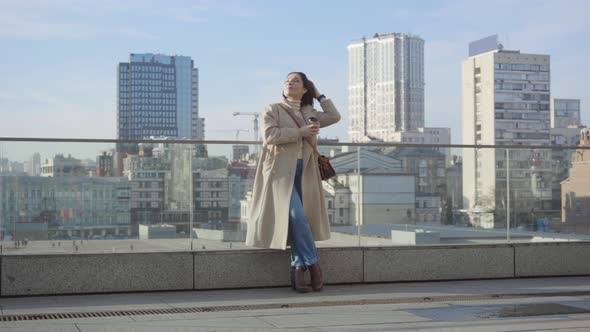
xmin=0 ymin=137 xmax=589 ymax=296
xmin=1 ymin=137 xmax=590 ymax=329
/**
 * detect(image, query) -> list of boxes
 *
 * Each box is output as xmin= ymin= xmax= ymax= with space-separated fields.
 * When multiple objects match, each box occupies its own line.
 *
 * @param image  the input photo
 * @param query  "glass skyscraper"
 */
xmin=117 ymin=53 xmax=201 ymax=141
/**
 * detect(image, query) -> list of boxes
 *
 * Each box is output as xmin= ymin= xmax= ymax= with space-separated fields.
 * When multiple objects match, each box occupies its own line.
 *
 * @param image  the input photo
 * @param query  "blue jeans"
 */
xmin=289 ymin=159 xmax=319 ymax=268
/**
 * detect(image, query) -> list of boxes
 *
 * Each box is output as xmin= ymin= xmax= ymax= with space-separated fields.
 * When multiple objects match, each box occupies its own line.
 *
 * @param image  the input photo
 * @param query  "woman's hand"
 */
xmin=299 ymin=124 xmax=319 ymax=138
xmin=308 ymin=80 xmax=321 ymax=99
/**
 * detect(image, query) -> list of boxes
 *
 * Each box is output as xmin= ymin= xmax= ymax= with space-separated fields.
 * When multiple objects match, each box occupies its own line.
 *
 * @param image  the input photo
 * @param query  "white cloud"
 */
xmin=0 ymin=0 xmax=262 ymax=40
xmin=0 ymin=14 xmax=97 ymax=39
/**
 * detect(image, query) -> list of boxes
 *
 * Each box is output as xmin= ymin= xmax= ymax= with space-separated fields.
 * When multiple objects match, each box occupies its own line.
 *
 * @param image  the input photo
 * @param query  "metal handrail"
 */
xmin=1 ymin=137 xmax=589 ymax=150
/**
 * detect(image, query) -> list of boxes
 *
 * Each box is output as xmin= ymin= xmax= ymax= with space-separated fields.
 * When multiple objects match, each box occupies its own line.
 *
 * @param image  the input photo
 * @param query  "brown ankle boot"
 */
xmin=293 ymin=266 xmax=310 ymax=293
xmin=290 ymin=267 xmax=295 ymax=290
xmin=308 ymin=264 xmax=323 ymax=291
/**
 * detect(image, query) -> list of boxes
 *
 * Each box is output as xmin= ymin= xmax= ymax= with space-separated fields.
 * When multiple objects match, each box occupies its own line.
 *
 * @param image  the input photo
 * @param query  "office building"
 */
xmin=117 ymin=53 xmax=202 ymax=141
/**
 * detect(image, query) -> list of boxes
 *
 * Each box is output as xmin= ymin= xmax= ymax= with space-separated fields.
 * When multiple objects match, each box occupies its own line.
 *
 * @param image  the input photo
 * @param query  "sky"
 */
xmin=0 ymin=0 xmax=589 ymax=162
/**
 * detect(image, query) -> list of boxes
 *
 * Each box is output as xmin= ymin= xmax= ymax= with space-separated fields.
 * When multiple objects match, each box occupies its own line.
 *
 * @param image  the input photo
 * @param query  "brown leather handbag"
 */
xmin=279 ymin=104 xmax=336 ymax=181
xmin=316 ymin=154 xmax=336 ymax=181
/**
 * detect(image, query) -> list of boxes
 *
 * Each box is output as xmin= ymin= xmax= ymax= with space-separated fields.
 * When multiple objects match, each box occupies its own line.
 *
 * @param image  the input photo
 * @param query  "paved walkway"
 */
xmin=1 ymin=277 xmax=590 ymax=331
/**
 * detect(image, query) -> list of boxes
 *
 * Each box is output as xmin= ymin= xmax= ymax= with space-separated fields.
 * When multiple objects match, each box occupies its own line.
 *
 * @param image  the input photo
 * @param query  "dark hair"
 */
xmin=283 ymin=72 xmax=314 ymax=107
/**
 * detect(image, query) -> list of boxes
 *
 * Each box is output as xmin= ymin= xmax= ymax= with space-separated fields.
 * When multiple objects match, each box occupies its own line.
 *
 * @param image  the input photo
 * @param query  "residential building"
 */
xmin=390 ymin=128 xmax=452 ymax=165
xmin=123 ymin=153 xmax=169 ymax=230
xmin=193 ymin=168 xmax=230 ymax=229
xmin=551 ymin=98 xmax=581 ymax=129
xmin=322 ymin=181 xmax=352 ymax=226
xmin=415 ymin=194 xmax=441 ymax=223
xmin=445 ymin=156 xmax=463 ymax=223
xmin=27 ymin=153 xmax=41 ymax=176
xmin=462 ymin=35 xmax=552 ymax=227
xmin=329 ymin=149 xmax=416 ymax=225
xmin=550 ymin=126 xmax=586 ymax=210
xmin=348 ymin=33 xmax=425 ymax=142
xmin=561 ymin=128 xmax=590 ymax=233
xmin=41 ymin=154 xmax=85 ymax=177
xmin=96 ymin=151 xmax=114 ymax=177
xmin=384 ymin=146 xmax=447 ymax=197
xmin=0 ymin=175 xmax=131 ymax=239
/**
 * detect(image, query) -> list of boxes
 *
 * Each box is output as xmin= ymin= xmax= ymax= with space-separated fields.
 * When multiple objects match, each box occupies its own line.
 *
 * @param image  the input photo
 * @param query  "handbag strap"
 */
xmin=278 ymin=103 xmax=304 ymax=128
xmin=278 ymin=104 xmax=320 ymax=155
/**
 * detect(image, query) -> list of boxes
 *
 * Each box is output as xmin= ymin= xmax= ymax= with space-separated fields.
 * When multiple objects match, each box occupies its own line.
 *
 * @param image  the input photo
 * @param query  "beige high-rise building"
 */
xmin=462 ymin=36 xmax=552 ymax=227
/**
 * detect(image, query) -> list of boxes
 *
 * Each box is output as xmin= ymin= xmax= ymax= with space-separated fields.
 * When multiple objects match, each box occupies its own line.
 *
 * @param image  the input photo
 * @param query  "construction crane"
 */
xmin=233 ymin=129 xmax=249 ymax=141
xmin=210 ymin=129 xmax=249 ymax=140
xmin=210 ymin=129 xmax=250 ymax=161
xmin=232 ymin=112 xmax=259 ymax=143
xmin=232 ymin=112 xmax=260 ymax=156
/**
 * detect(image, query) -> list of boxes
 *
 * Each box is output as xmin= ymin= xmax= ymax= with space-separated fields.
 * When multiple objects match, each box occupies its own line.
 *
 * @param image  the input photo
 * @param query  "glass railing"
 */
xmin=1 ymin=137 xmax=589 ymax=254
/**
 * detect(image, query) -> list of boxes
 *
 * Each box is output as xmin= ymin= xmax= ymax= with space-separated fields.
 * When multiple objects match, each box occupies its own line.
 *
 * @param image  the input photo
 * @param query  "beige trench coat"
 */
xmin=245 ymin=98 xmax=341 ymax=249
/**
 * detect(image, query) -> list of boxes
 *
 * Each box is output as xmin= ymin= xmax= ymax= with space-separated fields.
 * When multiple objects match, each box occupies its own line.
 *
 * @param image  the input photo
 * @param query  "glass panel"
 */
xmin=2 ymin=139 xmax=590 ymax=254
xmin=509 ymin=144 xmax=590 ymax=241
xmin=191 ymin=141 xmax=257 ymax=251
xmin=315 ymin=144 xmax=362 ymax=248
xmin=353 ymin=144 xmax=460 ymax=246
xmin=0 ymin=141 xmax=199 ymax=254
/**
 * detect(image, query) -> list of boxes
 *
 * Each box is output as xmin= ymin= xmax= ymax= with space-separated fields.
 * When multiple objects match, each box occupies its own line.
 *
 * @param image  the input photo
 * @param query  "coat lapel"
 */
xmin=278 ymin=100 xmax=315 ymax=169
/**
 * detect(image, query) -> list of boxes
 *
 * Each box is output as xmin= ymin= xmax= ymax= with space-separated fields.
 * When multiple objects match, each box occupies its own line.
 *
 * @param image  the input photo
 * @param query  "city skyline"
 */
xmin=1 ymin=0 xmax=589 ymax=162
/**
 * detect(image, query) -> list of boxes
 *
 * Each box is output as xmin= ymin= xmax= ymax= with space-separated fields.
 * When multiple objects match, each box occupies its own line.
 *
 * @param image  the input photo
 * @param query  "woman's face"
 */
xmin=283 ymin=73 xmax=307 ymax=100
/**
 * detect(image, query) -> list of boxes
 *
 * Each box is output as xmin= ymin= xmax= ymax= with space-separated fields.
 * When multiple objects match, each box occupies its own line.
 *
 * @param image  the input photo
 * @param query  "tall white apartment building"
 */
xmin=462 ymin=36 xmax=552 ymax=226
xmin=348 ymin=33 xmax=425 ymax=142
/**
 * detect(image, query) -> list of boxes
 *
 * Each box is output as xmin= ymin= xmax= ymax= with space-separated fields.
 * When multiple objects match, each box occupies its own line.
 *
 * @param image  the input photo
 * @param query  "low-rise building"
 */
xmin=0 ymin=175 xmax=131 ymax=238
xmin=329 ymin=149 xmax=416 ymax=225
xmin=42 ymin=154 xmax=85 ymax=177
xmin=560 ymin=128 xmax=590 ymax=233
xmin=96 ymin=151 xmax=114 ymax=177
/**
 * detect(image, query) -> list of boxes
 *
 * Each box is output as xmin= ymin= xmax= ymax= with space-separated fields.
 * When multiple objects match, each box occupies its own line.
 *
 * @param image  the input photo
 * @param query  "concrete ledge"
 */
xmin=1 ymin=252 xmax=193 ymax=296
xmin=2 ymin=242 xmax=590 ymax=296
xmin=317 ymin=247 xmax=364 ymax=284
xmin=364 ymin=245 xmax=514 ymax=282
xmin=515 ymin=242 xmax=590 ymax=277
xmin=193 ymin=248 xmax=364 ymax=290
xmin=194 ymin=250 xmax=290 ymax=289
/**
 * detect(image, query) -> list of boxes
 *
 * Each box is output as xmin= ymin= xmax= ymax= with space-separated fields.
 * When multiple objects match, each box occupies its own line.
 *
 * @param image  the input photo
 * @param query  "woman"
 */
xmin=246 ymin=72 xmax=341 ymax=293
